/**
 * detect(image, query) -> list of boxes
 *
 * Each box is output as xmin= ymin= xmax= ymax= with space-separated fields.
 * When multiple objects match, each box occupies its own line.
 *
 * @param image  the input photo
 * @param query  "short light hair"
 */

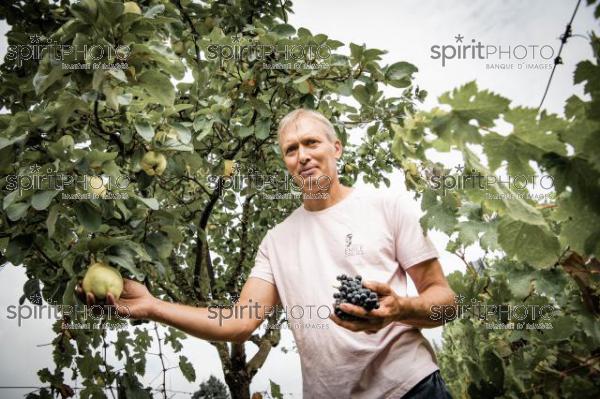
xmin=277 ymin=109 xmax=337 ymax=142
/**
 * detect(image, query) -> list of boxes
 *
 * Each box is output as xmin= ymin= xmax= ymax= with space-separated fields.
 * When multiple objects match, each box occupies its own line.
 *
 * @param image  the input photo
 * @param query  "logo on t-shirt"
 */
xmin=344 ymin=233 xmax=365 ymax=257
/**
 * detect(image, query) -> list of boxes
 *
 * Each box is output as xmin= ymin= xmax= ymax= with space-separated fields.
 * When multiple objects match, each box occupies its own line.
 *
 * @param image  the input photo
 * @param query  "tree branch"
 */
xmin=193 ymin=177 xmax=222 ymax=301
xmin=246 ymin=313 xmax=282 ymax=377
xmin=225 ymin=193 xmax=255 ymax=293
xmin=93 ymin=99 xmax=125 ymax=155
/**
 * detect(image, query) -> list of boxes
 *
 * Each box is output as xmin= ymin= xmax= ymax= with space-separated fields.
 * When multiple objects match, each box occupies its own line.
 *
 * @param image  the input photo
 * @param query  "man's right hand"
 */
xmin=75 ymin=278 xmax=158 ymax=320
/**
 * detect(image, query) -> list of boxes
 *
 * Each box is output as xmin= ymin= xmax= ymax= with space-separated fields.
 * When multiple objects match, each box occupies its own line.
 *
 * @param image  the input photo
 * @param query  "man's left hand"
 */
xmin=329 ymin=281 xmax=410 ymax=334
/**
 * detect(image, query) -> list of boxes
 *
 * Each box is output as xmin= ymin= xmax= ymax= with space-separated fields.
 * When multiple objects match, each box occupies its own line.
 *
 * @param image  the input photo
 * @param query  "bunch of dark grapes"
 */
xmin=333 ymin=274 xmax=380 ymax=321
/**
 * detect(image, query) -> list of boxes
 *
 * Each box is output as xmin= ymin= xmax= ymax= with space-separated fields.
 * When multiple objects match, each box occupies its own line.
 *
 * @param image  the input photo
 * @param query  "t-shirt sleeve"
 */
xmin=248 ymin=231 xmax=276 ymax=285
xmin=388 ymin=193 xmax=439 ymax=271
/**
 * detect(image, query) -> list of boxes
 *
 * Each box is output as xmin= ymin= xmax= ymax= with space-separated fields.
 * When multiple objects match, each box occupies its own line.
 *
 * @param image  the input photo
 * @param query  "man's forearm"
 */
xmin=148 ymin=298 xmax=256 ymax=343
xmin=396 ymin=285 xmax=456 ymax=328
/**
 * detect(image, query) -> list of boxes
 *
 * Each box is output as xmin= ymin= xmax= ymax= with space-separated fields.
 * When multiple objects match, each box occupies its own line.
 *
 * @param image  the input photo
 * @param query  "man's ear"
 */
xmin=334 ymin=139 xmax=343 ymax=159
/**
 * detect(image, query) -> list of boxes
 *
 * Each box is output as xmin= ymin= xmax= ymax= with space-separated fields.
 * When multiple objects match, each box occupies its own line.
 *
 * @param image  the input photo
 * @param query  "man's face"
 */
xmin=279 ymin=116 xmax=342 ymax=193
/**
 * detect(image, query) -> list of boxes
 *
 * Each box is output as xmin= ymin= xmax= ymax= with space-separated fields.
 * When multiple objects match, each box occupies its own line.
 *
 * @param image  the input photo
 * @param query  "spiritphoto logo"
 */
xmin=5 ymin=33 xmax=130 ymax=69
xmin=430 ymin=294 xmax=558 ymax=330
xmin=206 ymin=34 xmax=332 ymax=70
xmin=2 ymin=301 xmax=131 ymax=330
xmin=5 ymin=163 xmax=131 ymax=199
xmin=430 ymin=33 xmax=556 ymax=70
xmin=207 ymin=161 xmax=332 ymax=200
xmin=207 ymin=300 xmax=333 ymax=330
xmin=427 ymin=164 xmax=555 ymax=197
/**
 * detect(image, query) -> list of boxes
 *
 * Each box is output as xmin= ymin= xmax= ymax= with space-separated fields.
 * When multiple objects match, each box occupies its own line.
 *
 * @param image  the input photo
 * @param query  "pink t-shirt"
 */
xmin=249 ymin=187 xmax=440 ymax=398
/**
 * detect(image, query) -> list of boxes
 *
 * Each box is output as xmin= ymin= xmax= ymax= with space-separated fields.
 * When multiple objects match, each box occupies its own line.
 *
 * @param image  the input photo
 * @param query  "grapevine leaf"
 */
xmin=497 ymin=218 xmax=560 ymax=268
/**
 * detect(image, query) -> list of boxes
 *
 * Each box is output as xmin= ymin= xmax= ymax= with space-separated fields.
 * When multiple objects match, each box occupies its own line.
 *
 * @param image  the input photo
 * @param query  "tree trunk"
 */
xmin=224 ymin=342 xmax=251 ymax=399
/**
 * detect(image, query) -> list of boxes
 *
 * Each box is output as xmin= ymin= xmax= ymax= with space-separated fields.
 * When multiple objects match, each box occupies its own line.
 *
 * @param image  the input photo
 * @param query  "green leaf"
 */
xmin=544 ymin=316 xmax=577 ymax=341
xmin=62 ymin=277 xmax=78 ymax=306
xmin=164 ymin=327 xmax=186 ymax=352
xmin=0 ymin=133 xmax=27 ymax=150
xmin=349 ymin=43 xmax=364 ymax=63
xmin=97 ymin=0 xmax=124 ymax=23
xmin=143 ymin=4 xmax=165 ymax=18
xmin=457 ymin=219 xmax=499 ymax=250
xmin=118 ymin=373 xmax=152 ymax=399
xmin=87 ymin=236 xmax=124 ymax=252
xmin=270 ymin=380 xmax=283 ymax=399
xmin=385 ymin=61 xmax=417 ymax=87
xmin=145 ymin=232 xmax=173 ymax=260
xmin=76 ymin=352 xmax=103 ymax=379
xmin=69 ymin=0 xmax=98 ymax=24
xmin=137 ymin=70 xmax=175 ymax=106
xmin=48 ymin=134 xmax=75 ymax=159
xmin=483 ymin=108 xmax=567 ymax=175
xmin=6 ymin=234 xmax=34 ymax=266
xmin=74 ymin=202 xmax=102 ymax=232
xmin=574 ymin=59 xmax=600 ymax=96
xmin=46 ymin=205 xmax=59 ymax=238
xmin=272 ymin=23 xmax=296 ymax=37
xmin=3 ymin=190 xmax=20 ymax=210
xmin=6 ymin=202 xmax=29 ymax=221
xmin=31 ymin=190 xmax=59 ymax=211
xmin=131 ymin=43 xmax=185 ymax=80
xmin=439 ymin=81 xmax=511 ymax=128
xmin=84 ymin=150 xmax=118 ymax=168
xmin=236 ymin=125 xmax=253 ymax=138
xmin=352 ymin=85 xmax=370 ymax=105
xmin=481 ymin=349 xmax=505 ymax=391
xmin=137 ymin=197 xmax=159 ymax=210
xmin=106 ymin=246 xmax=143 ymax=280
xmin=363 ymin=48 xmax=386 ymax=61
xmin=178 ymin=355 xmax=196 ymax=382
xmin=293 ymin=73 xmax=312 ymax=84
xmin=171 ymin=122 xmax=192 ymax=144
xmin=195 ymin=119 xmax=214 ymax=141
xmin=497 ymin=218 xmax=560 ymax=268
xmin=33 ymin=66 xmax=65 ymax=95
xmin=107 ymin=68 xmax=128 ymax=83
xmin=255 ymin=118 xmax=271 ymax=140
xmin=134 ymin=328 xmax=153 ymax=351
xmin=420 ymin=189 xmax=459 ymax=235
xmin=124 ymin=240 xmax=152 ymax=262
xmin=508 ymin=270 xmax=533 ymax=298
xmin=173 ymin=103 xmax=194 ymax=112
xmin=134 ymin=121 xmax=155 ymax=142
xmin=555 ymin=195 xmax=600 ymax=258
xmin=295 ymin=80 xmax=311 ymax=94
xmin=462 ymin=147 xmax=547 ymax=226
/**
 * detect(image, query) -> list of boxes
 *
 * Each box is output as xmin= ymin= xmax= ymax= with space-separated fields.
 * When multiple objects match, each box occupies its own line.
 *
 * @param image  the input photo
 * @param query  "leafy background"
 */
xmin=0 ymin=0 xmax=599 ymax=398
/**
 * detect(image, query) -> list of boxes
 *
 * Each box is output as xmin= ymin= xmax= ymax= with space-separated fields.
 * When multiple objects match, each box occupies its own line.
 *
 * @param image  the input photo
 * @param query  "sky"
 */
xmin=0 ymin=0 xmax=598 ymax=398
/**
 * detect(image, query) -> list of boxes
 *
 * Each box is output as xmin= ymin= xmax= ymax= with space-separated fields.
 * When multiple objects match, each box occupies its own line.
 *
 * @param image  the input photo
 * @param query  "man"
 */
xmin=78 ymin=109 xmax=455 ymax=398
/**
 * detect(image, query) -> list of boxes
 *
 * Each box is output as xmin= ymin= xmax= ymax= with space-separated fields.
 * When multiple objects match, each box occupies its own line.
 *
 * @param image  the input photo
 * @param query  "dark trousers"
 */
xmin=402 ymin=370 xmax=453 ymax=399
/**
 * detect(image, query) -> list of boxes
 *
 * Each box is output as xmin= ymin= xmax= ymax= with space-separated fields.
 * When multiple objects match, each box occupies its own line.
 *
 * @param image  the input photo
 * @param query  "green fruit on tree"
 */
xmin=140 ymin=151 xmax=167 ymax=176
xmin=123 ymin=1 xmax=142 ymax=14
xmin=82 ymin=262 xmax=123 ymax=300
xmin=405 ymin=162 xmax=418 ymax=177
xmin=172 ymin=41 xmax=185 ymax=56
xmin=223 ymin=159 xmax=235 ymax=176
xmin=205 ymin=16 xmax=215 ymax=29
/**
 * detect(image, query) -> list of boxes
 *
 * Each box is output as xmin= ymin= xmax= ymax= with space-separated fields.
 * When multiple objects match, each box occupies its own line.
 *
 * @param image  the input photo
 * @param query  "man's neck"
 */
xmin=302 ymin=182 xmax=353 ymax=212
